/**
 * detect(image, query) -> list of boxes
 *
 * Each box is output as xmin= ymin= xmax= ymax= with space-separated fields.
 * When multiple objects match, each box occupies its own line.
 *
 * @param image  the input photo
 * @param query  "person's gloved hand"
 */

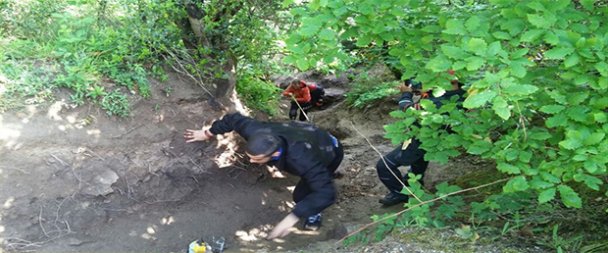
xmin=184 ymin=126 xmax=213 ymax=143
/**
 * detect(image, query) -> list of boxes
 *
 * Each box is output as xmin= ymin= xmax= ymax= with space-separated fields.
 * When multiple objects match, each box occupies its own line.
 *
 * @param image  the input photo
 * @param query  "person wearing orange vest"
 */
xmin=283 ymin=79 xmax=312 ymax=121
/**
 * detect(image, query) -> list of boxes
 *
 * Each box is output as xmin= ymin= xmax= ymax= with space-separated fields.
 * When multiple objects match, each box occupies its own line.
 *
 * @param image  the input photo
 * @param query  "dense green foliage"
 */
xmin=284 ymin=0 xmax=608 ymax=250
xmin=0 ymin=0 xmax=290 ymax=115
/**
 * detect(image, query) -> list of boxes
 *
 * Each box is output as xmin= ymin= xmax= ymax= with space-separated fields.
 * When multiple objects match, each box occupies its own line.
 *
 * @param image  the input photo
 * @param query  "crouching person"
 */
xmin=184 ymin=113 xmax=343 ymax=239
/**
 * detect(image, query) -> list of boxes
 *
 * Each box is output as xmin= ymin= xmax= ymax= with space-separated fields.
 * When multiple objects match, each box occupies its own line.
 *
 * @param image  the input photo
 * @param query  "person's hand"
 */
xmin=184 ymin=126 xmax=213 ymax=143
xmin=267 ymin=213 xmax=299 ymax=239
xmin=398 ymin=83 xmax=412 ymax=93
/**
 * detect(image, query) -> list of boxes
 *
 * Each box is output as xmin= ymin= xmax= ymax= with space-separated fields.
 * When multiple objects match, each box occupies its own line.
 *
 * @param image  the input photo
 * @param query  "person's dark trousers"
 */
xmin=376 ymin=138 xmax=429 ymax=194
xmin=292 ymin=141 xmax=344 ymax=204
xmin=289 ymin=101 xmax=312 ymax=121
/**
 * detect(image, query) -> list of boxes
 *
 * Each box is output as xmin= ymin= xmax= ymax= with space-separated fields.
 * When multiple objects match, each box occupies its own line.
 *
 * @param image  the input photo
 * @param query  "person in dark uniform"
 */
xmin=184 ymin=113 xmax=343 ymax=239
xmin=377 ymin=74 xmax=466 ymax=206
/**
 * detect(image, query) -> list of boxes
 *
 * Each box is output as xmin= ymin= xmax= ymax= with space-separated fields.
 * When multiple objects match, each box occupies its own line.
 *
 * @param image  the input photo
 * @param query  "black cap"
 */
xmin=246 ymin=134 xmax=281 ymax=156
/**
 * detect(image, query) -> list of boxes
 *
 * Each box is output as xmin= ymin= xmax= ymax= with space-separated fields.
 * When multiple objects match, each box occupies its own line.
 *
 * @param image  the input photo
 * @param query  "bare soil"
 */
xmin=0 ymin=71 xmax=542 ymax=253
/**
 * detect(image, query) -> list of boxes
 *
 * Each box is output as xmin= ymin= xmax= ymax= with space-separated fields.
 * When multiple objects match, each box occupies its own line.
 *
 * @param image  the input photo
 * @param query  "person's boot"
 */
xmin=303 ymin=213 xmax=322 ymax=231
xmin=379 ymin=192 xmax=409 ymax=206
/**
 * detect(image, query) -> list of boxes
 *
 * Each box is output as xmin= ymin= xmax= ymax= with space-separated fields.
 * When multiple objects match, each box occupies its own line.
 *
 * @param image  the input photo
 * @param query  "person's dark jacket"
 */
xmin=209 ymin=113 xmax=339 ymax=218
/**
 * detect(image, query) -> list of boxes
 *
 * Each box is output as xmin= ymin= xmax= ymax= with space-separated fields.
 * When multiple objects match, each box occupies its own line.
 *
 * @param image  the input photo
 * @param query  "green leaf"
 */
xmin=594 ymin=112 xmax=607 ymax=123
xmin=492 ymin=96 xmax=511 ymax=120
xmin=318 ymin=28 xmax=336 ymax=41
xmin=497 ymin=162 xmax=521 ymax=174
xmin=502 ymin=84 xmax=538 ymax=96
xmin=531 ymin=176 xmax=554 ymax=189
xmin=558 ymin=185 xmax=582 ymax=208
xmin=356 ymin=35 xmax=372 ymax=47
xmin=564 ymin=54 xmax=580 ymax=68
xmin=510 ymin=62 xmax=527 ymax=78
xmin=582 ymin=175 xmax=603 ymax=191
xmin=544 ymin=32 xmax=560 ymax=45
xmin=580 ymin=0 xmax=594 ymax=10
xmin=584 ymin=160 xmax=599 ymax=174
xmin=595 ymin=62 xmax=608 ymax=77
xmin=541 ymin=172 xmax=561 ymax=184
xmin=441 ymin=45 xmax=468 ymax=59
xmin=492 ymin=31 xmax=511 ymax=40
xmin=583 ymin=132 xmax=605 ymax=146
xmin=296 ymin=58 xmax=310 ymax=70
xmin=527 ymin=13 xmax=556 ymax=28
xmin=467 ymin=140 xmax=493 ymax=155
xmin=487 ymin=41 xmax=502 ymax=56
xmin=527 ymin=2 xmax=546 ymax=11
xmin=444 ymin=19 xmax=466 ymax=35
xmin=504 ymin=176 xmax=530 ymax=192
xmin=540 ymin=105 xmax=565 ymax=114
xmin=465 ymin=16 xmax=481 ymax=33
xmin=519 ymin=151 xmax=532 ymax=163
xmin=539 ymin=188 xmax=556 ymax=203
xmin=466 ymin=57 xmax=485 ymax=71
xmin=544 ymin=47 xmax=575 ymax=60
xmin=426 ymin=55 xmax=451 ymax=72
xmin=520 ymin=29 xmax=544 ymax=42
xmin=463 ymin=90 xmax=497 ymax=109
xmin=466 ymin=38 xmax=488 ymax=55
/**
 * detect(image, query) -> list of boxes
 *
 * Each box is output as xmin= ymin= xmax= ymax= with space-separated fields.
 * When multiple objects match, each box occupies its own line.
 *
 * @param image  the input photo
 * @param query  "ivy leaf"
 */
xmin=544 ymin=47 xmax=574 ymax=60
xmin=558 ymin=185 xmax=582 ymax=208
xmin=504 ymin=176 xmax=530 ymax=192
xmin=444 ymin=19 xmax=466 ymax=35
xmin=463 ymin=90 xmax=497 ymax=109
xmin=492 ymin=96 xmax=511 ymax=120
xmin=497 ymin=162 xmax=521 ymax=174
xmin=538 ymin=188 xmax=556 ymax=203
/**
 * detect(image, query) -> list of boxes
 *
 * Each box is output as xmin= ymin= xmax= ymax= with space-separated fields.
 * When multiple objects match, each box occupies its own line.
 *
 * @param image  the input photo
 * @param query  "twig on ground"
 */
xmin=50 ymin=154 xmax=68 ymax=167
xmin=38 ymin=205 xmax=49 ymax=237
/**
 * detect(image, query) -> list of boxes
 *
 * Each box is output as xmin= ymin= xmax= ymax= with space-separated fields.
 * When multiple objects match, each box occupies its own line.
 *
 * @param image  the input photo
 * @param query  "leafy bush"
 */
xmin=346 ymin=79 xmax=399 ymax=108
xmin=236 ymin=72 xmax=281 ymax=115
xmin=0 ymin=0 xmax=184 ymax=116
